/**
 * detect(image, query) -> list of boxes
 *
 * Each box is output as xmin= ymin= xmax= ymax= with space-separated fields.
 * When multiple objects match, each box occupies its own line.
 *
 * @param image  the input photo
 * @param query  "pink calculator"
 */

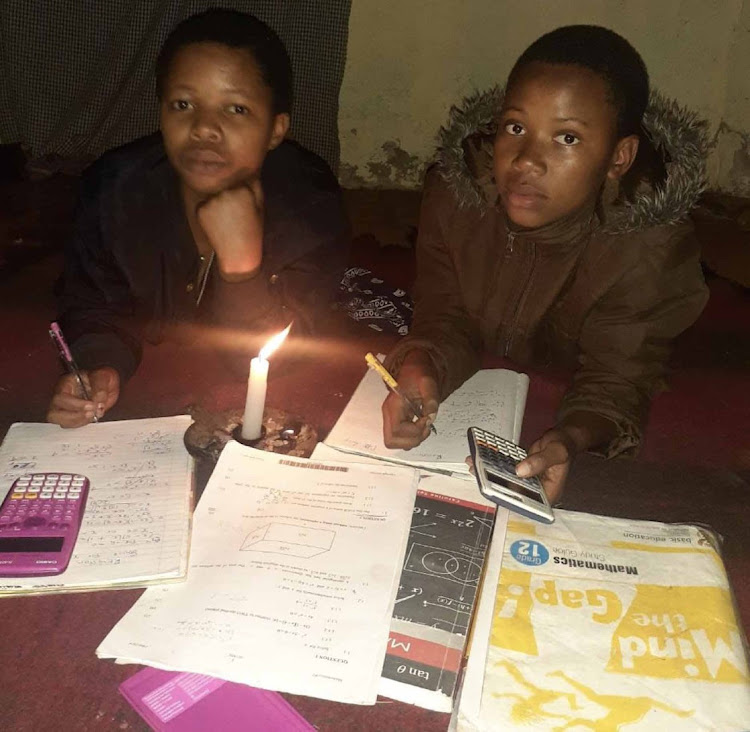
xmin=0 ymin=473 xmax=89 ymax=577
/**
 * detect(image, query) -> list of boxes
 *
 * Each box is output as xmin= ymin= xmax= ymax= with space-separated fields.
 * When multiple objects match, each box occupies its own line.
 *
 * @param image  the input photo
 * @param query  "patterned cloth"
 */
xmin=0 ymin=0 xmax=350 ymax=172
xmin=339 ymin=267 xmax=414 ymax=335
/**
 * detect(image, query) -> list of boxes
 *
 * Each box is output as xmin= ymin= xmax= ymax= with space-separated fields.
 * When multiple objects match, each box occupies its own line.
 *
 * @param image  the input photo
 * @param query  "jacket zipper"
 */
xmin=504 ymin=237 xmax=536 ymax=357
xmin=195 ymin=251 xmax=215 ymax=307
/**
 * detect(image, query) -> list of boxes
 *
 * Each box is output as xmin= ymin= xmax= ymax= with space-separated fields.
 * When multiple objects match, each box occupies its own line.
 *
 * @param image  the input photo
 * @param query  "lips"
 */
xmin=504 ymin=182 xmax=547 ymax=210
xmin=180 ymin=148 xmax=229 ymax=176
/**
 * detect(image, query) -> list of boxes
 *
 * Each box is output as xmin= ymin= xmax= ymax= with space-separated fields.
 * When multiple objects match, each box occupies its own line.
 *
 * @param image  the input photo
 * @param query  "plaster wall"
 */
xmin=339 ymin=0 xmax=750 ymax=193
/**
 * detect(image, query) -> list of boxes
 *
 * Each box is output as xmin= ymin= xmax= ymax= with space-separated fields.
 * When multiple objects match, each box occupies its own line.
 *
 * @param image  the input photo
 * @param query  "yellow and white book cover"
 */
xmin=468 ymin=509 xmax=750 ymax=730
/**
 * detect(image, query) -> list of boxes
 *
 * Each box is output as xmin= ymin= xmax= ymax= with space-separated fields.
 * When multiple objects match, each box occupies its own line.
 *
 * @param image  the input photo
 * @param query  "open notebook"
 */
xmin=0 ymin=416 xmax=193 ymax=595
xmin=324 ymin=362 xmax=529 ymax=474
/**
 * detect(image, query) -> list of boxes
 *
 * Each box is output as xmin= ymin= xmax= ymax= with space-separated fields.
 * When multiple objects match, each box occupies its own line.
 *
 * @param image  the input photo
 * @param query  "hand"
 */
xmin=382 ymin=350 xmax=440 ymax=449
xmin=196 ymin=177 xmax=264 ymax=280
xmin=47 ymin=367 xmax=120 ymax=428
xmin=515 ymin=429 xmax=575 ymax=505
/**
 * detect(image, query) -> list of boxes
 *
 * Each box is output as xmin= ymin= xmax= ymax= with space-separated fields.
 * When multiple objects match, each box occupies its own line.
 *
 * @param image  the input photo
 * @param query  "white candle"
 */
xmin=241 ymin=324 xmax=292 ymax=441
xmin=241 ymin=355 xmax=269 ymax=440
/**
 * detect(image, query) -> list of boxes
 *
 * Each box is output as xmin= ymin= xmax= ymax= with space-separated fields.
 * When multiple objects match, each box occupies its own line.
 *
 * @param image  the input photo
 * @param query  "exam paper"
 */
xmin=98 ymin=441 xmax=418 ymax=705
xmin=312 ymin=443 xmax=505 ymax=713
xmin=324 ymin=363 xmax=529 ymax=474
xmin=0 ymin=416 xmax=193 ymax=594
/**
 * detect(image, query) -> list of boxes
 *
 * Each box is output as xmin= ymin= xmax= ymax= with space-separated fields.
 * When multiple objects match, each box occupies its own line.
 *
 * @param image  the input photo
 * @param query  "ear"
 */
xmin=607 ymin=134 xmax=639 ymax=180
xmin=268 ymin=113 xmax=290 ymax=151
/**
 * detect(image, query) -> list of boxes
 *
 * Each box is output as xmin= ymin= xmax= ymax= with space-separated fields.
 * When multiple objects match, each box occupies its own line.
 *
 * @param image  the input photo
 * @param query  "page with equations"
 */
xmin=325 ymin=363 xmax=529 ymax=474
xmin=98 ymin=441 xmax=418 ymax=705
xmin=0 ymin=416 xmax=193 ymax=594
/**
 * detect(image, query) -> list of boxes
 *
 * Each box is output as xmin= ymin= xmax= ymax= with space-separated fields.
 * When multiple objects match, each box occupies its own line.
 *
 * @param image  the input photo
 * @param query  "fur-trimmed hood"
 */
xmin=435 ymin=86 xmax=709 ymax=234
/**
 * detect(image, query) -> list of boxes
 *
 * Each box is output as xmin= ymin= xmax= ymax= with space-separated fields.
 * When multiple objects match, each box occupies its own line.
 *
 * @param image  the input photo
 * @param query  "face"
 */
xmin=493 ymin=62 xmax=637 ymax=228
xmin=160 ymin=42 xmax=289 ymax=198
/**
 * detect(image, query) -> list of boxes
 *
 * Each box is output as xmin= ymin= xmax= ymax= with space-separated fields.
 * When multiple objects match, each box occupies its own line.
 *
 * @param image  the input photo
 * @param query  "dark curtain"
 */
xmin=0 ymin=0 xmax=351 ymax=172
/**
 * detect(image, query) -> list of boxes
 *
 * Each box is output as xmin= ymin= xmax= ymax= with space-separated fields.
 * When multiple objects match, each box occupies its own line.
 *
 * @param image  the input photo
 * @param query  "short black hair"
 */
xmin=155 ymin=9 xmax=293 ymax=115
xmin=507 ymin=25 xmax=649 ymax=138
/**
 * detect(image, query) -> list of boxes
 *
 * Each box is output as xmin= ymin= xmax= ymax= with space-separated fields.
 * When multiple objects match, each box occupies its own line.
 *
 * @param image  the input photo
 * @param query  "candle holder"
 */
xmin=184 ymin=405 xmax=318 ymax=497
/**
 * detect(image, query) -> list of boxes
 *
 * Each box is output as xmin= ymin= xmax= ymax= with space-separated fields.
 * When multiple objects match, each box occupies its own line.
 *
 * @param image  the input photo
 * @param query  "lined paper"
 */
xmin=325 ymin=365 xmax=529 ymax=474
xmin=0 ymin=416 xmax=193 ymax=594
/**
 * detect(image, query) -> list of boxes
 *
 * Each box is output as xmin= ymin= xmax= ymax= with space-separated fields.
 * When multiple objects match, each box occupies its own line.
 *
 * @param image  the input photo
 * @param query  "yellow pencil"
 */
xmin=365 ymin=353 xmax=437 ymax=435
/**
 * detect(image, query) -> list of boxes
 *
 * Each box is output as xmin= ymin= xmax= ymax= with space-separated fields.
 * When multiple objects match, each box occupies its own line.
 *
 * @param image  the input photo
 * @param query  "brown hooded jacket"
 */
xmin=387 ymin=89 xmax=709 ymax=457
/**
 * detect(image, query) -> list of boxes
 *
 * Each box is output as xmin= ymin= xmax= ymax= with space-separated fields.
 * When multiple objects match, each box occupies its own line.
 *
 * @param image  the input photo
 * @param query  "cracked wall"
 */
xmin=339 ymin=0 xmax=750 ymax=194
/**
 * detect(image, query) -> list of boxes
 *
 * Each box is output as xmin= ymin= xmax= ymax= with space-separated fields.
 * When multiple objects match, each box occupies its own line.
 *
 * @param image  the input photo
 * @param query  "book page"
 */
xmin=0 ymin=416 xmax=193 ymax=594
xmin=311 ymin=445 xmax=500 ymax=712
xmin=325 ymin=364 xmax=529 ymax=472
xmin=98 ymin=441 xmax=418 ymax=705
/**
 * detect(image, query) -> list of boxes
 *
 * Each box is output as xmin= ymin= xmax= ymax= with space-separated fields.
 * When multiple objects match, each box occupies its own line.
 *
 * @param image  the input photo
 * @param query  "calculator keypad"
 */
xmin=0 ymin=473 xmax=87 ymax=532
xmin=472 ymin=429 xmax=544 ymax=492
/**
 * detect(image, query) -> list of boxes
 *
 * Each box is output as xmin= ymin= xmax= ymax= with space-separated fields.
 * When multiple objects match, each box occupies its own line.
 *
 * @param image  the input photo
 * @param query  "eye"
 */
xmin=554 ymin=133 xmax=580 ymax=146
xmin=504 ymin=122 xmax=525 ymax=136
xmin=229 ymin=104 xmax=248 ymax=115
xmin=169 ymin=100 xmax=192 ymax=112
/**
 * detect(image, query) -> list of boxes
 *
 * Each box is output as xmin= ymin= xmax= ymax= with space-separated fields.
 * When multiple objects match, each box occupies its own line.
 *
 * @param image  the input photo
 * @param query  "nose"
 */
xmin=190 ymin=110 xmax=221 ymax=142
xmin=512 ymin=136 xmax=546 ymax=175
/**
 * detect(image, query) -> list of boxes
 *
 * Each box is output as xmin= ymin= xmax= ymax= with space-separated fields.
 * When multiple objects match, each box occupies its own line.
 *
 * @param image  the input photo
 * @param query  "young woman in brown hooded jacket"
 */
xmin=382 ymin=25 xmax=708 ymax=502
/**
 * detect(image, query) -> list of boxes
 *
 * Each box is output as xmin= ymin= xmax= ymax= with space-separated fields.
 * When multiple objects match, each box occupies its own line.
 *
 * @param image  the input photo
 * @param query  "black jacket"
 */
xmin=57 ymin=133 xmax=348 ymax=381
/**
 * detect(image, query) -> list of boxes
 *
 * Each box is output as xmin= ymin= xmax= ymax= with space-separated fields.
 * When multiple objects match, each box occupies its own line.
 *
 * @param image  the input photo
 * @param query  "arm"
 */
xmin=202 ymin=150 xmax=349 ymax=337
xmin=518 ymin=225 xmax=709 ymax=501
xmin=382 ymin=169 xmax=482 ymax=447
xmin=49 ymin=160 xmax=143 ymax=426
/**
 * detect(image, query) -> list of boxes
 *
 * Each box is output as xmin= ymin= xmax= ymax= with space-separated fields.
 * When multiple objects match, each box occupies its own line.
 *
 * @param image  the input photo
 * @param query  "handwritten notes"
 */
xmin=0 ymin=416 xmax=193 ymax=594
xmin=97 ymin=442 xmax=418 ymax=705
xmin=325 ymin=363 xmax=529 ymax=474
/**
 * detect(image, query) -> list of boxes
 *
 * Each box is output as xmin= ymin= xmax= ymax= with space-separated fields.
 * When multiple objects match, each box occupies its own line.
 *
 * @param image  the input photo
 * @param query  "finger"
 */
xmin=539 ymin=464 xmax=569 ymax=505
xmin=89 ymin=369 xmax=120 ymax=413
xmin=465 ymin=456 xmax=476 ymax=476
xmin=517 ymin=440 xmax=570 ymax=477
xmin=387 ymin=420 xmax=431 ymax=449
xmin=382 ymin=394 xmax=428 ymax=449
xmin=47 ymin=397 xmax=96 ymax=428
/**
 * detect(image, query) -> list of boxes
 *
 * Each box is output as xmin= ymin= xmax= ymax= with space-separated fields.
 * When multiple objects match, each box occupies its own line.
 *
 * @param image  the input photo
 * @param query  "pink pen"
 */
xmin=49 ymin=322 xmax=98 ymax=423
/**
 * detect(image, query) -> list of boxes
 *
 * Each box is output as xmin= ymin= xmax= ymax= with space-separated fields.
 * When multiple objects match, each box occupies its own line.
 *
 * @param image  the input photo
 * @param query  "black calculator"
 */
xmin=467 ymin=427 xmax=554 ymax=524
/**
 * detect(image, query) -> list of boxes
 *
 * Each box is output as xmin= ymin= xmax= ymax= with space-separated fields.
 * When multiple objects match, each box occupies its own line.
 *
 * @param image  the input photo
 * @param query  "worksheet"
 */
xmin=324 ymin=362 xmax=529 ymax=474
xmin=0 ymin=416 xmax=193 ymax=594
xmin=98 ymin=441 xmax=418 ymax=705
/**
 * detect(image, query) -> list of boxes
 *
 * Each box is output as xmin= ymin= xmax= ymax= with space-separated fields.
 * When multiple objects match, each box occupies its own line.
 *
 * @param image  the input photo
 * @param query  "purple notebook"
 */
xmin=119 ymin=667 xmax=314 ymax=731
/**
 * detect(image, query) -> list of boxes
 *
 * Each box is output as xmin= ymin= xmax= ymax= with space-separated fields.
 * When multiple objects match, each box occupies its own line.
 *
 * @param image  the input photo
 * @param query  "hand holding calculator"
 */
xmin=0 ymin=473 xmax=89 ymax=577
xmin=467 ymin=427 xmax=554 ymax=524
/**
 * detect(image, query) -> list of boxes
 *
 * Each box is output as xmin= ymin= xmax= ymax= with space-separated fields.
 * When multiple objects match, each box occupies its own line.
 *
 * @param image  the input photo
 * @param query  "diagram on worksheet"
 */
xmin=240 ymin=522 xmax=335 ymax=559
xmin=381 ymin=486 xmax=496 ymax=704
xmin=394 ymin=494 xmax=493 ymax=633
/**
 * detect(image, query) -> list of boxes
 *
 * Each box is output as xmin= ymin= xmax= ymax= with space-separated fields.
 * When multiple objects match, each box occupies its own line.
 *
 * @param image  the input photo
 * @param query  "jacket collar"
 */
xmin=436 ymin=87 xmax=709 ymax=234
xmin=502 ymin=194 xmax=598 ymax=250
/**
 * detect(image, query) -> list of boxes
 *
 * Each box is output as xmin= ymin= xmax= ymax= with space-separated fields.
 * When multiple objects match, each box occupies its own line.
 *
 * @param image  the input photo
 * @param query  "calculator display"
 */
xmin=0 ymin=537 xmax=64 ymax=553
xmin=486 ymin=472 xmax=545 ymax=503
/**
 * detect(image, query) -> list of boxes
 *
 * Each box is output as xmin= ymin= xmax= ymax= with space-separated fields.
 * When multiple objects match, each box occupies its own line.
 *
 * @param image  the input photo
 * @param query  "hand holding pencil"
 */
xmin=369 ymin=350 xmax=440 ymax=449
xmin=46 ymin=322 xmax=121 ymax=428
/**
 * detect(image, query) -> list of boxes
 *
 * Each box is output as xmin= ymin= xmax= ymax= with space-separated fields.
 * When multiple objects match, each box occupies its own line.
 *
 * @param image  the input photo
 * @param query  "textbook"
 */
xmin=456 ymin=510 xmax=750 ymax=731
xmin=0 ymin=416 xmax=193 ymax=595
xmin=324 ymin=361 xmax=529 ymax=476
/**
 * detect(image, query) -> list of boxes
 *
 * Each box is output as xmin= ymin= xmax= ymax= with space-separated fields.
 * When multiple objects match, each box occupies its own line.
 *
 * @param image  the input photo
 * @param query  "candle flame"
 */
xmin=259 ymin=323 xmax=292 ymax=361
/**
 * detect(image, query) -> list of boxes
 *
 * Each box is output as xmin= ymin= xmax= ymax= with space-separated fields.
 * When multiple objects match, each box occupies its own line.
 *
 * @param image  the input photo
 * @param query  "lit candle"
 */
xmin=241 ymin=324 xmax=292 ymax=441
